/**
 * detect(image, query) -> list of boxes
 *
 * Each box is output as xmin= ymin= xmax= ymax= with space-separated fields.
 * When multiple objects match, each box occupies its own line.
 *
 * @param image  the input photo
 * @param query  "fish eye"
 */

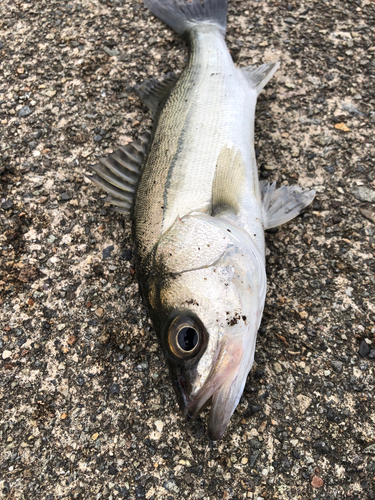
xmin=178 ymin=327 xmax=199 ymax=351
xmin=167 ymin=315 xmax=205 ymax=360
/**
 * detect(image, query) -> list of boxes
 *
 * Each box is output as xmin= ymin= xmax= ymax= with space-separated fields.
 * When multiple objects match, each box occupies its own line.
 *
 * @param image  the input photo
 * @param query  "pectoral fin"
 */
xmin=87 ymin=133 xmax=150 ymax=214
xmin=260 ymin=180 xmax=315 ymax=229
xmin=241 ymin=62 xmax=280 ymax=96
xmin=212 ymin=146 xmax=246 ymax=214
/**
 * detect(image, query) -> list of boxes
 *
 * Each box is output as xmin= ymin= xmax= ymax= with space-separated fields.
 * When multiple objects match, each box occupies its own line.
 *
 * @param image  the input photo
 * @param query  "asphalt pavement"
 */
xmin=0 ymin=0 xmax=374 ymax=498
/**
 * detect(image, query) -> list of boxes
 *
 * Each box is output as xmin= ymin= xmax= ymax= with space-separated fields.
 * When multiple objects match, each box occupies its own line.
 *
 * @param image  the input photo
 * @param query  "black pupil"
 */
xmin=177 ymin=327 xmax=198 ymax=352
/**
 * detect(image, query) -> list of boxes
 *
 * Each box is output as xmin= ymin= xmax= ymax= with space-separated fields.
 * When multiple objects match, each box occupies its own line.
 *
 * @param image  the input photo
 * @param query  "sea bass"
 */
xmin=88 ymin=0 xmax=315 ymax=440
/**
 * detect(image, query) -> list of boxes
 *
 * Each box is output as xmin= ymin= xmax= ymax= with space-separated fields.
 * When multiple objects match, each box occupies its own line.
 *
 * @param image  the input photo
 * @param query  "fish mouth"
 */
xmin=177 ymin=339 xmax=248 ymax=441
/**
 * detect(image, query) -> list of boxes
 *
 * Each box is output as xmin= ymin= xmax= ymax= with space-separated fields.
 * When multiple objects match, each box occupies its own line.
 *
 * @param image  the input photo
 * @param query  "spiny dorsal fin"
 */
xmin=212 ymin=146 xmax=246 ymax=214
xmin=260 ymin=180 xmax=316 ymax=229
xmin=241 ymin=62 xmax=280 ymax=96
xmin=87 ymin=132 xmax=150 ymax=215
xmin=134 ymin=72 xmax=178 ymax=116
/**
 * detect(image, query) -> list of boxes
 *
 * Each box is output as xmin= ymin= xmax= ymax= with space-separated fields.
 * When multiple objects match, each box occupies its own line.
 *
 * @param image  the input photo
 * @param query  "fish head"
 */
xmin=146 ymin=214 xmax=266 ymax=440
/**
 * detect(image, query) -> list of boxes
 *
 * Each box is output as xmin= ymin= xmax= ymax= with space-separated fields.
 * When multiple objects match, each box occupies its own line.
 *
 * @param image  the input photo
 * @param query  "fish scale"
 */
xmin=145 ymin=26 xmax=261 ymax=258
xmin=137 ymin=28 xmax=233 ymax=240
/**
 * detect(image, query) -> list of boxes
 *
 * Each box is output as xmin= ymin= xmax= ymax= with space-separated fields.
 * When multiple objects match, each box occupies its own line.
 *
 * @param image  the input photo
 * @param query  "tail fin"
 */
xmin=144 ymin=0 xmax=228 ymax=36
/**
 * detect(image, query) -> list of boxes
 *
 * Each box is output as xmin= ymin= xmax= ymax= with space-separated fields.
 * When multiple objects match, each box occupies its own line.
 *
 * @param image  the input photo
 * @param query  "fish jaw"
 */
xmin=207 ymin=346 xmax=251 ymax=441
xmin=175 ymin=319 xmax=258 ymax=440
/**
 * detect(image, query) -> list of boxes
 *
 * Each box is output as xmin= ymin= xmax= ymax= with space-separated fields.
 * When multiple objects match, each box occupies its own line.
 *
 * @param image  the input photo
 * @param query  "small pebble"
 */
xmin=285 ymin=17 xmax=297 ymax=24
xmin=331 ymin=361 xmax=343 ymax=373
xmin=109 ymin=383 xmax=120 ymax=395
xmin=67 ymin=335 xmax=77 ymax=346
xmin=95 ymin=307 xmax=104 ymax=318
xmin=360 ymin=209 xmax=375 ymax=224
xmin=296 ymin=394 xmax=312 ymax=414
xmin=249 ymin=451 xmax=260 ymax=468
xmin=1 ymin=200 xmax=13 ymax=210
xmin=154 ymin=420 xmax=164 ymax=433
xmin=247 ymin=404 xmax=262 ymax=415
xmin=310 ymin=280 xmax=321 ymax=289
xmin=60 ymin=192 xmax=71 ymax=201
xmin=18 ymin=105 xmax=33 ymax=117
xmin=292 ymin=449 xmax=301 ymax=459
xmin=364 ymin=444 xmax=375 ymax=455
xmin=359 ymin=340 xmax=370 ymax=358
xmin=313 ymin=441 xmax=331 ymax=454
xmin=119 ymin=249 xmax=133 ymax=261
xmin=134 ymin=361 xmax=148 ymax=372
xmin=311 ymin=476 xmax=324 ymax=488
xmin=108 ymin=465 xmax=118 ymax=475
xmin=103 ymin=245 xmax=114 ymax=258
xmin=352 ymin=186 xmax=375 ymax=203
xmin=135 ymin=486 xmax=145 ymax=499
xmin=273 ymin=362 xmax=283 ymax=374
xmin=33 ymin=130 xmax=43 ymax=139
xmin=250 ymin=439 xmax=262 ymax=450
xmin=76 ymin=375 xmax=85 ymax=387
xmin=341 ymin=102 xmax=365 ymax=116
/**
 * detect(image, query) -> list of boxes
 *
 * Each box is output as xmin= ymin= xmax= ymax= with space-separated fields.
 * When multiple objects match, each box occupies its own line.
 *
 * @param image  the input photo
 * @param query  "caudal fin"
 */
xmin=144 ymin=0 xmax=228 ymax=36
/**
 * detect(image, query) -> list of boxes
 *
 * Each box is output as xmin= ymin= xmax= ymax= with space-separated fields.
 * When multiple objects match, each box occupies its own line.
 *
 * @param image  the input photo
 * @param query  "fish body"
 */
xmin=134 ymin=24 xmax=264 ymax=264
xmin=88 ymin=0 xmax=315 ymax=440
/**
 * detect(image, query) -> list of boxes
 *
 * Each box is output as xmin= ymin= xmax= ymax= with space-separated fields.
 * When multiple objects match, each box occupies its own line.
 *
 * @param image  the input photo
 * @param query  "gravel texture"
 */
xmin=1 ymin=0 xmax=375 ymax=499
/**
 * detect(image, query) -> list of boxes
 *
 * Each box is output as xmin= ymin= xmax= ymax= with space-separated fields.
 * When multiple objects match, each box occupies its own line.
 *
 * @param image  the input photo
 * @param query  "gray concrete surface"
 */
xmin=0 ymin=0 xmax=374 ymax=498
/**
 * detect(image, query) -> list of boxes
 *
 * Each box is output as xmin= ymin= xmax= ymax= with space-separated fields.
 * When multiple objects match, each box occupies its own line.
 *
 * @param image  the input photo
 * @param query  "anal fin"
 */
xmin=260 ymin=180 xmax=315 ymax=230
xmin=87 ymin=133 xmax=150 ymax=215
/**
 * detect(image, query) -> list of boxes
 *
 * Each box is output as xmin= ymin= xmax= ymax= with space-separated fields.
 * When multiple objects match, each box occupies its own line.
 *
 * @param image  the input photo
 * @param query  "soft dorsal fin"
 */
xmin=260 ymin=180 xmax=315 ymax=229
xmin=241 ymin=62 xmax=280 ymax=96
xmin=87 ymin=133 xmax=150 ymax=214
xmin=134 ymin=72 xmax=178 ymax=116
xmin=212 ymin=146 xmax=246 ymax=214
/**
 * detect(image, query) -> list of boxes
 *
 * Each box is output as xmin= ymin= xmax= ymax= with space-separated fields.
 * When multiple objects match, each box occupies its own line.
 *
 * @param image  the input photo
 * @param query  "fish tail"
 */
xmin=143 ymin=0 xmax=228 ymax=36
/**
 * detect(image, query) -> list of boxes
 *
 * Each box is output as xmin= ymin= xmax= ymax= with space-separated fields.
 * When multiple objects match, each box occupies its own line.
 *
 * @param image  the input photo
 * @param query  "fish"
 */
xmin=87 ymin=0 xmax=315 ymax=440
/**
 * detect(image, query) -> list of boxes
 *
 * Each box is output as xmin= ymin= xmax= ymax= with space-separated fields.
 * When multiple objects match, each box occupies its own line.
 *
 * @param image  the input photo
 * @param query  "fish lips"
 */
xmin=175 ymin=338 xmax=247 ymax=441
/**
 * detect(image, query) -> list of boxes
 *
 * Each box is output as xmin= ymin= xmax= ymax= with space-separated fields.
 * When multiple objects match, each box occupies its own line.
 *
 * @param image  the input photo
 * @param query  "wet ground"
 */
xmin=1 ymin=0 xmax=374 ymax=499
